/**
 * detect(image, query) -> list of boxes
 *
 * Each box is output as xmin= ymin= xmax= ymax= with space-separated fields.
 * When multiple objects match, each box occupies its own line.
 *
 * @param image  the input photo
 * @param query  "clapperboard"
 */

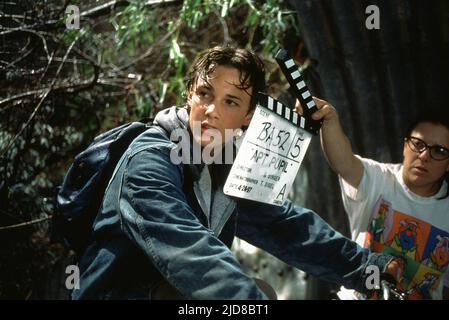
xmin=223 ymin=49 xmax=322 ymax=206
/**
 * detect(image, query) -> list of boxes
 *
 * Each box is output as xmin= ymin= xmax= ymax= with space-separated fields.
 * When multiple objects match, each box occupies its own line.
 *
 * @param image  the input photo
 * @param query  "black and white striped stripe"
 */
xmin=256 ymin=93 xmax=310 ymax=131
xmin=274 ymin=48 xmax=322 ymax=135
xmin=278 ymin=57 xmax=317 ymax=113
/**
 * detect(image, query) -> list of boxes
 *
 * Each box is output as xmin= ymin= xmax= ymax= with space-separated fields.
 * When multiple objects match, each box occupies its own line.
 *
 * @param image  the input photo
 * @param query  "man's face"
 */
xmin=187 ymin=66 xmax=253 ymax=147
xmin=402 ymin=122 xmax=449 ymax=196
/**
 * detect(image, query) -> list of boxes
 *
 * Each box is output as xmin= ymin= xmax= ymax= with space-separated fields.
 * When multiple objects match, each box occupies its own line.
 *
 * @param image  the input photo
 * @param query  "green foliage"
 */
xmin=0 ymin=0 xmax=301 ymax=298
xmin=116 ymin=2 xmax=156 ymax=54
xmin=244 ymin=0 xmax=300 ymax=54
xmin=107 ymin=0 xmax=300 ymax=108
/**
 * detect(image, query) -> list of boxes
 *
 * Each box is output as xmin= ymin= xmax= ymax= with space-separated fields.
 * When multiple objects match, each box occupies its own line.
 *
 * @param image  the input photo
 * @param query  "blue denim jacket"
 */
xmin=72 ymin=106 xmax=392 ymax=299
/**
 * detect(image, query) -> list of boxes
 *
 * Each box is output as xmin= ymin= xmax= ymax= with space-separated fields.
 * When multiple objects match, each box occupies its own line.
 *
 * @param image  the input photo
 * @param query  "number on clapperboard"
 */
xmin=237 ymin=185 xmax=252 ymax=193
xmin=272 ymin=130 xmax=291 ymax=151
xmin=289 ymin=135 xmax=305 ymax=158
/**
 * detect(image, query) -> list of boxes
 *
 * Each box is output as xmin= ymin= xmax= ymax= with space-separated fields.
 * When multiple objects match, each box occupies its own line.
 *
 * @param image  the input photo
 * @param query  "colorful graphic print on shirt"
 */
xmin=364 ymin=197 xmax=449 ymax=299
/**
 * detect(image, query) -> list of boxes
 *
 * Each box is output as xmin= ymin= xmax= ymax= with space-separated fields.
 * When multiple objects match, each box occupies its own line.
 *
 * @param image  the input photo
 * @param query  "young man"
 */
xmin=72 ymin=46 xmax=398 ymax=299
xmin=305 ymin=97 xmax=449 ymax=299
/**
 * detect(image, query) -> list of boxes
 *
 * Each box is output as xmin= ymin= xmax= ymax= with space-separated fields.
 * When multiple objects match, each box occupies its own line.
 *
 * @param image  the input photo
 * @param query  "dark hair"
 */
xmin=405 ymin=107 xmax=449 ymax=199
xmin=185 ymin=46 xmax=266 ymax=112
xmin=405 ymin=108 xmax=449 ymax=138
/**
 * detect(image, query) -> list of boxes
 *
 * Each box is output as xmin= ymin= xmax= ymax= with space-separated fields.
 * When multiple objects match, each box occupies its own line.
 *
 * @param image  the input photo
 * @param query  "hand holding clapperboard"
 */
xmin=223 ymin=49 xmax=323 ymax=206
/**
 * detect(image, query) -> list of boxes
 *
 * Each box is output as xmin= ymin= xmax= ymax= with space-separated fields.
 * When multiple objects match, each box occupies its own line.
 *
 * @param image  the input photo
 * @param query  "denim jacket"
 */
xmin=72 ymin=106 xmax=392 ymax=299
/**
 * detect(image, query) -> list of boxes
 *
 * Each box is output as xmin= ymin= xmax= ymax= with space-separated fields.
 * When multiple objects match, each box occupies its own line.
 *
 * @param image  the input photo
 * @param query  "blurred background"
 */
xmin=0 ymin=0 xmax=448 ymax=299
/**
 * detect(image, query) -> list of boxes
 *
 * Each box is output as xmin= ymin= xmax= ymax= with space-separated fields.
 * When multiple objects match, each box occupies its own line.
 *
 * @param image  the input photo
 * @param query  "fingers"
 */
xmin=295 ymin=96 xmax=331 ymax=112
xmin=312 ymin=96 xmax=332 ymax=110
xmin=294 ymin=99 xmax=304 ymax=115
xmin=294 ymin=96 xmax=336 ymax=122
xmin=311 ymin=104 xmax=334 ymax=120
xmin=384 ymin=259 xmax=403 ymax=283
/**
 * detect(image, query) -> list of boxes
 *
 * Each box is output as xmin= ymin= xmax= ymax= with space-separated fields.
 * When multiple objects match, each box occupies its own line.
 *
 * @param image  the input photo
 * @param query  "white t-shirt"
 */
xmin=337 ymin=156 xmax=449 ymax=300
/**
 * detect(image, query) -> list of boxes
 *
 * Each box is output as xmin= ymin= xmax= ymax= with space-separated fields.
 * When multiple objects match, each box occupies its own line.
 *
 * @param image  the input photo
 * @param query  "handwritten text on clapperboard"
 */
xmin=224 ymin=98 xmax=312 ymax=206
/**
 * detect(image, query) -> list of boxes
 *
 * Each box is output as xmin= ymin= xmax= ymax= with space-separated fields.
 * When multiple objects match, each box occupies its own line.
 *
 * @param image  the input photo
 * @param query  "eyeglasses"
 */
xmin=406 ymin=136 xmax=449 ymax=161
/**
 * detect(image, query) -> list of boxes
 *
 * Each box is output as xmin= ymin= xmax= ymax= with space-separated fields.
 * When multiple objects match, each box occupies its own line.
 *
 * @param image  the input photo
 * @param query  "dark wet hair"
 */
xmin=185 ymin=46 xmax=266 ymax=112
xmin=404 ymin=107 xmax=449 ymax=199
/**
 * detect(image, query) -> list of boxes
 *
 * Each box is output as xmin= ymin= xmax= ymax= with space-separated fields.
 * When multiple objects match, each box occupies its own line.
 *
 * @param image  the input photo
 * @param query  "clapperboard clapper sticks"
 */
xmin=223 ymin=48 xmax=322 ymax=206
xmin=274 ymin=48 xmax=323 ymax=135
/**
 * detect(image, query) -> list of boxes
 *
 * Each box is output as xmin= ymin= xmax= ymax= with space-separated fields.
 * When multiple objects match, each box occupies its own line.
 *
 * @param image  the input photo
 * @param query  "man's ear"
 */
xmin=243 ymin=110 xmax=254 ymax=127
